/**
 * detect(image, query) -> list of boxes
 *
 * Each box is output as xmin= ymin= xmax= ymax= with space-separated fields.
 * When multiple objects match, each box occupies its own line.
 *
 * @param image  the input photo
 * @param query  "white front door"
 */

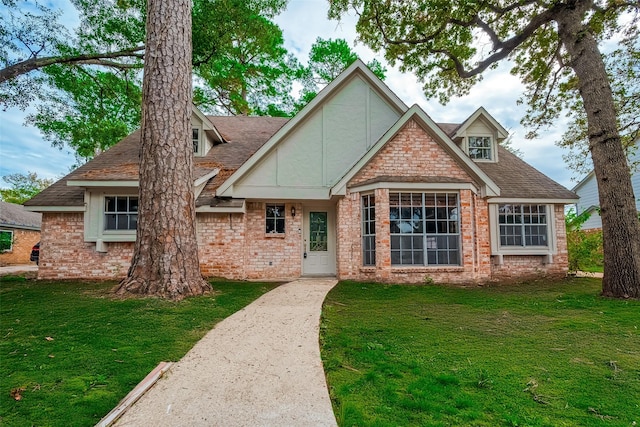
xmin=303 ymin=205 xmax=336 ymax=276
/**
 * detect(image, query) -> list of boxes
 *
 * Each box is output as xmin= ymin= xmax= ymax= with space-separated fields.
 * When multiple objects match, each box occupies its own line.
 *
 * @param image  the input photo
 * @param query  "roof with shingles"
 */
xmin=25 ymin=116 xmax=289 ymax=208
xmin=24 ymin=114 xmax=575 ymax=209
xmin=0 ymin=201 xmax=42 ymax=229
xmin=476 ymin=146 xmax=576 ymax=199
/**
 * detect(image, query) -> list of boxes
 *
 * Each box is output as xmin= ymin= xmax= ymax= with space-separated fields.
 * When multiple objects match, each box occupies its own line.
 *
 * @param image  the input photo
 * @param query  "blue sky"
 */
xmin=0 ymin=0 xmax=578 ymax=189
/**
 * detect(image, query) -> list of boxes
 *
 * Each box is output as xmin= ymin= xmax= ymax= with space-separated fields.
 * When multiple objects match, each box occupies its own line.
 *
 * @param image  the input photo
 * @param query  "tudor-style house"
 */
xmin=25 ymin=60 xmax=577 ymax=283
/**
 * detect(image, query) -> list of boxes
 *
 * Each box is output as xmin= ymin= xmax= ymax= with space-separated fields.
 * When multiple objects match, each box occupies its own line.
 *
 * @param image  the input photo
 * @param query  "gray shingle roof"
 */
xmin=476 ymin=146 xmax=576 ymax=200
xmin=0 ymin=201 xmax=42 ymax=230
xmin=24 ymin=114 xmax=575 ymax=208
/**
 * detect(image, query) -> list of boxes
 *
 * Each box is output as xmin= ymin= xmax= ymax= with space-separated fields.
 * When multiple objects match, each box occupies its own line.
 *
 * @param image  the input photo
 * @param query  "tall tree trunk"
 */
xmin=116 ymin=0 xmax=211 ymax=300
xmin=557 ymin=1 xmax=640 ymax=298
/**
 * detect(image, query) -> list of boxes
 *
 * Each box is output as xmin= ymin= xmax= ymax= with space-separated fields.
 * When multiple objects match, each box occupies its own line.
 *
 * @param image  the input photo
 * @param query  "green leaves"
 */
xmin=0 ymin=171 xmax=53 ymax=204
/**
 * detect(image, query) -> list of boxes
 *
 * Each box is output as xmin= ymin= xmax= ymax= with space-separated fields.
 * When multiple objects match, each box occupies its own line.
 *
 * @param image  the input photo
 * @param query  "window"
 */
xmin=498 ymin=204 xmax=547 ymax=247
xmin=468 ymin=136 xmax=492 ymax=160
xmin=362 ymin=194 xmax=375 ymax=266
xmin=265 ymin=204 xmax=285 ymax=234
xmin=390 ymin=192 xmax=460 ymax=266
xmin=0 ymin=230 xmax=13 ymax=252
xmin=105 ymin=196 xmax=138 ymax=231
xmin=193 ymin=128 xmax=200 ymax=154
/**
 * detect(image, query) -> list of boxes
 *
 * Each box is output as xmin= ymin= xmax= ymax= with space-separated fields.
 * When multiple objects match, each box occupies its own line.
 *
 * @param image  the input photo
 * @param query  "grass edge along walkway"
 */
xmin=0 ymin=277 xmax=280 ymax=427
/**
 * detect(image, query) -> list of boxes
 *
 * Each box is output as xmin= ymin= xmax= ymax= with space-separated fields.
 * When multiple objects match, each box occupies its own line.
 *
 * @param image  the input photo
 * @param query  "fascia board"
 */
xmin=24 ymin=206 xmax=86 ymax=212
xmin=67 ymin=180 xmax=139 ymax=187
xmin=487 ymin=197 xmax=579 ymax=204
xmin=571 ymin=170 xmax=595 ymax=192
xmin=216 ymin=59 xmax=409 ymax=198
xmin=453 ymin=107 xmax=509 ymax=139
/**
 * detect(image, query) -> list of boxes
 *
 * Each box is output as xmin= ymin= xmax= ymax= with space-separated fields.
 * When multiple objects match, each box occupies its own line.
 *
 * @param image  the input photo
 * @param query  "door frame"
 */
xmin=302 ymin=203 xmax=336 ymax=276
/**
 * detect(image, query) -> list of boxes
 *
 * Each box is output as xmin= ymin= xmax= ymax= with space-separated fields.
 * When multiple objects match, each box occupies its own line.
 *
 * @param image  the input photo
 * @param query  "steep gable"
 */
xmin=333 ymin=105 xmax=500 ymax=197
xmin=216 ymin=60 xmax=408 ymax=199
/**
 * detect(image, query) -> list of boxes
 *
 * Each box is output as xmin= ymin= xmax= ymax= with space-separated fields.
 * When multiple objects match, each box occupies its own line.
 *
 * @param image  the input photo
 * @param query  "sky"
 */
xmin=0 ymin=0 xmax=580 ymax=189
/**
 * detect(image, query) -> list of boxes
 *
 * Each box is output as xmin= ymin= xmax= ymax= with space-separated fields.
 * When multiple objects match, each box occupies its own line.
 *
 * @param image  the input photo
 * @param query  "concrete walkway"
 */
xmin=0 ymin=264 xmax=38 ymax=276
xmin=115 ymin=278 xmax=339 ymax=427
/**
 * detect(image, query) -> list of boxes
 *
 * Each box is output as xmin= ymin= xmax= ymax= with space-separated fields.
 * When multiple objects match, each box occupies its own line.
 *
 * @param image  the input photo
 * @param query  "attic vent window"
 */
xmin=468 ymin=136 xmax=492 ymax=160
xmin=193 ymin=128 xmax=200 ymax=154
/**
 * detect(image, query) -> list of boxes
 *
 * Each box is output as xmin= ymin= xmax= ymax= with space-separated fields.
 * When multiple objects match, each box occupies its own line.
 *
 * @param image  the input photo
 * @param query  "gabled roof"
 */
xmin=332 ymin=104 xmax=501 ymax=197
xmin=25 ymin=116 xmax=288 ymax=209
xmin=0 ymin=201 xmax=42 ymax=230
xmin=572 ymin=170 xmax=595 ymax=193
xmin=215 ymin=59 xmax=408 ymax=197
xmin=452 ymin=107 xmax=509 ymax=140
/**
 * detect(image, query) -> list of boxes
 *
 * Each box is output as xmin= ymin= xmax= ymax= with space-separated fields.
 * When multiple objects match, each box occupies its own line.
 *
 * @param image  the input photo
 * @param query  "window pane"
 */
xmin=310 ymin=212 xmax=327 ymax=251
xmin=116 ymin=197 xmax=128 ymax=212
xmin=266 ymin=204 xmax=285 ymax=234
xmin=390 ymin=192 xmax=460 ymax=266
xmin=105 ymin=197 xmax=116 ymax=212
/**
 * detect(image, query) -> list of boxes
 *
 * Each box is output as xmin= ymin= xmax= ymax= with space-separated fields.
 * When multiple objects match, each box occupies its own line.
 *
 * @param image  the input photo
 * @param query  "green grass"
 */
xmin=321 ymin=278 xmax=640 ymax=427
xmin=0 ymin=276 xmax=279 ymax=426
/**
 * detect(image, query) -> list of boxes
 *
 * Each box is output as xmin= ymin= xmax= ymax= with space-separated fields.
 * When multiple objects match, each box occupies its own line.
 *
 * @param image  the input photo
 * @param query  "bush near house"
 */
xmin=565 ymin=209 xmax=604 ymax=272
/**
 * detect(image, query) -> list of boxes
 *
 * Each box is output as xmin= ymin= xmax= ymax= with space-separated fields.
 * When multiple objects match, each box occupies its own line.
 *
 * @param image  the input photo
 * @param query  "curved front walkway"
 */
xmin=115 ymin=278 xmax=339 ymax=427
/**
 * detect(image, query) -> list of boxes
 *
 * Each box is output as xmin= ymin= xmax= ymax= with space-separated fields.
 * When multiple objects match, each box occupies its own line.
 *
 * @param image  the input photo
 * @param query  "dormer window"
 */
xmin=192 ymin=128 xmax=200 ymax=155
xmin=468 ymin=136 xmax=492 ymax=161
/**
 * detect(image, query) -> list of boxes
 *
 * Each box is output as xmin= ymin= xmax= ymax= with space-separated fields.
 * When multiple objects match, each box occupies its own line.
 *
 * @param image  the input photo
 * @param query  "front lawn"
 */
xmin=321 ymin=278 xmax=640 ymax=426
xmin=0 ymin=277 xmax=279 ymax=426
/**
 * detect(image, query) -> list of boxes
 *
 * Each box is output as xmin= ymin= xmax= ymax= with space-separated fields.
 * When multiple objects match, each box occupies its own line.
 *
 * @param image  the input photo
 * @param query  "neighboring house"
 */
xmin=573 ymin=144 xmax=640 ymax=230
xmin=0 ymin=201 xmax=41 ymax=266
xmin=25 ymin=61 xmax=577 ymax=283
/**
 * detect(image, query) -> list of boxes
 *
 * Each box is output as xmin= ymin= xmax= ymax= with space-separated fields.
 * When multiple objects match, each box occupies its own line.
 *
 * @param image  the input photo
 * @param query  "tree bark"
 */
xmin=557 ymin=1 xmax=640 ymax=298
xmin=116 ymin=0 xmax=211 ymax=300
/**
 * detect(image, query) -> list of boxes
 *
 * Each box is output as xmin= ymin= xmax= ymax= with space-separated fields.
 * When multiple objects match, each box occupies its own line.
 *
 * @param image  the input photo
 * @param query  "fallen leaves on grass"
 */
xmin=10 ymin=387 xmax=25 ymax=401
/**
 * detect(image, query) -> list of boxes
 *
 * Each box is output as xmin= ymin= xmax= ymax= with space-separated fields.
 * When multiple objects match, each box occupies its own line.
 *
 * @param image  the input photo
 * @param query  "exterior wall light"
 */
xmin=291 ymin=206 xmax=296 ymax=217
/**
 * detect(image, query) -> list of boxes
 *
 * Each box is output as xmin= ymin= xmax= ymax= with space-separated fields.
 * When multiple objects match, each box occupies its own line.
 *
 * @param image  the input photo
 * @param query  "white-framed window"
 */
xmin=104 ymin=196 xmax=138 ymax=231
xmin=265 ymin=204 xmax=285 ymax=234
xmin=498 ymin=204 xmax=548 ymax=247
xmin=362 ymin=194 xmax=376 ymax=266
xmin=0 ymin=230 xmax=13 ymax=252
xmin=468 ymin=136 xmax=493 ymax=160
xmin=389 ymin=192 xmax=460 ymax=266
xmin=192 ymin=128 xmax=200 ymax=154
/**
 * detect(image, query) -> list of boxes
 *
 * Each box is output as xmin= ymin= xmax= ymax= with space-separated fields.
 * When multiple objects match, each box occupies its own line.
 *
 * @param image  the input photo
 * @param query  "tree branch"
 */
xmin=376 ymin=2 xmax=565 ymax=78
xmin=0 ymin=46 xmax=145 ymax=83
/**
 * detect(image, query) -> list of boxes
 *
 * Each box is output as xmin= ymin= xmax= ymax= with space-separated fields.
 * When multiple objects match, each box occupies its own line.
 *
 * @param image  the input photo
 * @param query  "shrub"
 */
xmin=565 ymin=209 xmax=603 ymax=271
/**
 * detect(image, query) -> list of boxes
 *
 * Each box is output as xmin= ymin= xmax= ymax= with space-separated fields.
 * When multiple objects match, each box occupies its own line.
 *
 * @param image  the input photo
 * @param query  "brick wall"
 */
xmin=351 ymin=119 xmax=473 ymax=186
xmin=242 ymin=202 xmax=302 ymax=280
xmin=197 ymin=213 xmax=246 ymax=279
xmin=336 ymin=120 xmax=494 ymax=284
xmin=38 ymin=213 xmax=133 ymax=280
xmin=0 ymin=228 xmax=40 ymax=266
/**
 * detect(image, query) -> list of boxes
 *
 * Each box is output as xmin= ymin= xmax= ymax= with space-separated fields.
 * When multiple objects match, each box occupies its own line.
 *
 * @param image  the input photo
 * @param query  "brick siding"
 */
xmin=0 ymin=228 xmax=40 ymax=266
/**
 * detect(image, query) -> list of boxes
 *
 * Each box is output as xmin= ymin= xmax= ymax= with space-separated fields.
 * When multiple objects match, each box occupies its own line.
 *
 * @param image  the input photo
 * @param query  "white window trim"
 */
xmin=488 ymin=203 xmax=557 ymax=257
xmin=0 ymin=229 xmax=14 ymax=252
xmin=84 ymin=191 xmax=138 ymax=244
xmin=193 ymin=125 xmax=202 ymax=156
xmin=465 ymin=134 xmax=497 ymax=162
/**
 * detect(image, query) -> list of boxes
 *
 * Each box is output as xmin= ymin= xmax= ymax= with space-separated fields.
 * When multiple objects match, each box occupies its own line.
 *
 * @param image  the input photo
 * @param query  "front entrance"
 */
xmin=302 ymin=205 xmax=336 ymax=275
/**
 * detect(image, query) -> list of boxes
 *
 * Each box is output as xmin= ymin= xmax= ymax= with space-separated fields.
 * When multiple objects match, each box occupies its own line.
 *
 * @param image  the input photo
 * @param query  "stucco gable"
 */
xmin=216 ymin=60 xmax=408 ymax=199
xmin=333 ymin=105 xmax=500 ymax=197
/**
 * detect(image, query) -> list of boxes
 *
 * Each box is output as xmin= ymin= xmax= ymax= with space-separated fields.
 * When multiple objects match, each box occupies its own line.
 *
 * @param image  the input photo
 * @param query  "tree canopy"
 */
xmin=0 ymin=171 xmax=53 ymax=204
